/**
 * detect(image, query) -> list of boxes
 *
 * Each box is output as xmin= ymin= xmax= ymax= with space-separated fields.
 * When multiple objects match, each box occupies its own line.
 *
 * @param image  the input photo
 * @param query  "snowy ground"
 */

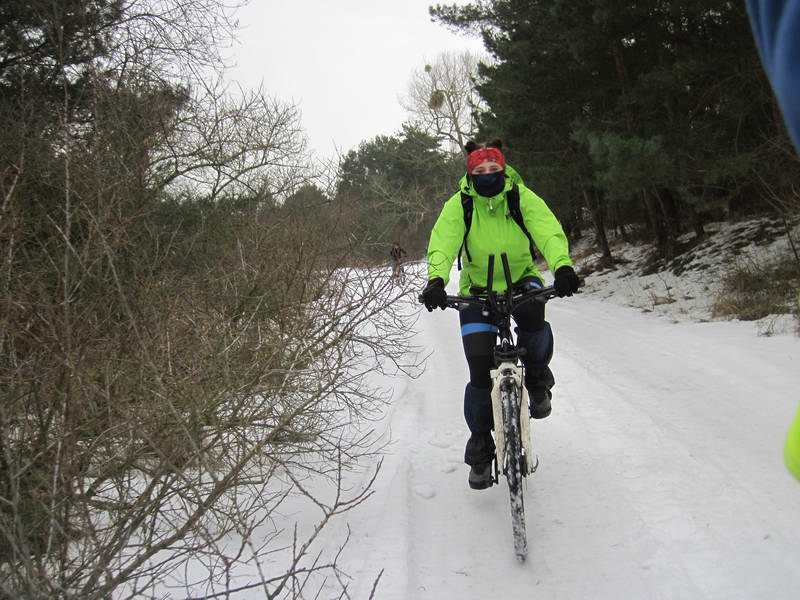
xmin=573 ymin=217 xmax=800 ymax=336
xmin=152 ymin=232 xmax=800 ymax=598
xmin=325 ymin=274 xmax=800 ymax=599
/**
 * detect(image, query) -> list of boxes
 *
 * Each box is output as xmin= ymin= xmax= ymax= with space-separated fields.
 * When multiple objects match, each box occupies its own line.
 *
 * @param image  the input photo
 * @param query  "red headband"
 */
xmin=467 ymin=147 xmax=506 ymax=173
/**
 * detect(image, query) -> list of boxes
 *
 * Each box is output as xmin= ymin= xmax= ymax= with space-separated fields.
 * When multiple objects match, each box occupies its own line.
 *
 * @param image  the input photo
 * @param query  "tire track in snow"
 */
xmin=339 ymin=295 xmax=800 ymax=599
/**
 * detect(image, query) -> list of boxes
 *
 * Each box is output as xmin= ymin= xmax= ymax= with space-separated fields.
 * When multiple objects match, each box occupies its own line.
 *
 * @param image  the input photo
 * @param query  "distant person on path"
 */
xmin=420 ymin=139 xmax=579 ymax=490
xmin=746 ymin=0 xmax=800 ymax=481
xmin=390 ymin=242 xmax=407 ymax=281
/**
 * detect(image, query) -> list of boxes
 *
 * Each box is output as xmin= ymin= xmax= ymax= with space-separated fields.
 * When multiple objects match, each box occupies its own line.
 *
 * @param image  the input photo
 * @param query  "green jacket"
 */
xmin=427 ymin=171 xmax=573 ymax=296
xmin=786 ymin=405 xmax=800 ymax=481
xmin=505 ymin=164 xmax=524 ymax=186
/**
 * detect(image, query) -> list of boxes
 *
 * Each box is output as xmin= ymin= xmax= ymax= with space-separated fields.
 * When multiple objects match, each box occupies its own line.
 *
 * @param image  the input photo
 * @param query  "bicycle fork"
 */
xmin=490 ymin=362 xmax=539 ymax=479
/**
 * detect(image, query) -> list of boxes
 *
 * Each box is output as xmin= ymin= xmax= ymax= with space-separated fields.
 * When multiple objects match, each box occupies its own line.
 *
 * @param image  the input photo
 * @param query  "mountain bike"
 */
xmin=421 ymin=252 xmax=577 ymax=562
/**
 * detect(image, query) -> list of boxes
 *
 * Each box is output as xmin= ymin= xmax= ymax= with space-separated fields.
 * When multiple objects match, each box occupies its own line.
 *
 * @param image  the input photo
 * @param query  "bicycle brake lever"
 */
xmin=535 ymin=291 xmax=558 ymax=303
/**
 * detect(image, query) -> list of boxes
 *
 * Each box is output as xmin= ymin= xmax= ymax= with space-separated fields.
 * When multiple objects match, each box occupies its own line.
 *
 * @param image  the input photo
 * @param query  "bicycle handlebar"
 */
xmin=418 ymin=251 xmax=582 ymax=315
xmin=417 ymin=284 xmax=566 ymax=313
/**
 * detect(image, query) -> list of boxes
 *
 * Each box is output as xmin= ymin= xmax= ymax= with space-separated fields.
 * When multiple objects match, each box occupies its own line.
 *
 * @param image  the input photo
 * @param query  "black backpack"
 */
xmin=457 ymin=183 xmax=537 ymax=270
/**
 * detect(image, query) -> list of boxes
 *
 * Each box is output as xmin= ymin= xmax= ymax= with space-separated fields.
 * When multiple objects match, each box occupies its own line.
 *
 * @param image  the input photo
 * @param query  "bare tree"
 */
xmin=148 ymin=78 xmax=312 ymax=201
xmin=400 ymin=50 xmax=485 ymax=151
xmin=104 ymin=0 xmax=241 ymax=81
xmin=0 ymin=1 xmax=422 ymax=597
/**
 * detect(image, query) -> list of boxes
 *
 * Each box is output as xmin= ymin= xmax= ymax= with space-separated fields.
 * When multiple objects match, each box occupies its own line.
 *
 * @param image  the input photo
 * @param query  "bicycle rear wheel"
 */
xmin=501 ymin=381 xmax=528 ymax=561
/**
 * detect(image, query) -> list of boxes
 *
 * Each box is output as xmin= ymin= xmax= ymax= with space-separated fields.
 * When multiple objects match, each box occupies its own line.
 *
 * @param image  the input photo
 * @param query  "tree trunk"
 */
xmin=655 ymin=187 xmax=681 ymax=237
xmin=653 ymin=187 xmax=678 ymax=260
xmin=643 ymin=189 xmax=669 ymax=258
xmin=689 ymin=204 xmax=705 ymax=239
xmin=583 ymin=188 xmax=612 ymax=260
xmin=565 ymin=208 xmax=582 ymax=241
xmin=611 ymin=200 xmax=629 ymax=242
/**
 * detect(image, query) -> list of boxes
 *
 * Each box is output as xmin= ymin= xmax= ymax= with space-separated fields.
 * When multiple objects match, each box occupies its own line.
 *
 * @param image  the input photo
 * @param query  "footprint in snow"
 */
xmin=427 ymin=438 xmax=452 ymax=449
xmin=413 ymin=484 xmax=436 ymax=499
xmin=427 ymin=431 xmax=458 ymax=448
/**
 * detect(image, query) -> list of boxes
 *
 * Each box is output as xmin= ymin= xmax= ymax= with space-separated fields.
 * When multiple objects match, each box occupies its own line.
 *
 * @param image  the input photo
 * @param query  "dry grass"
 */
xmin=712 ymin=253 xmax=800 ymax=324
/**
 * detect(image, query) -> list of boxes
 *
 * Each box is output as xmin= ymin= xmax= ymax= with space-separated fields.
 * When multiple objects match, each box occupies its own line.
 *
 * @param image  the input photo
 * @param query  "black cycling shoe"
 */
xmin=529 ymin=388 xmax=552 ymax=419
xmin=468 ymin=463 xmax=493 ymax=490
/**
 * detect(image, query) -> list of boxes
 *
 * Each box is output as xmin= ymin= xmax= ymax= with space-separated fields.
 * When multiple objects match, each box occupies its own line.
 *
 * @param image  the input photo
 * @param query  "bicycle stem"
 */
xmin=501 ymin=253 xmax=514 ymax=311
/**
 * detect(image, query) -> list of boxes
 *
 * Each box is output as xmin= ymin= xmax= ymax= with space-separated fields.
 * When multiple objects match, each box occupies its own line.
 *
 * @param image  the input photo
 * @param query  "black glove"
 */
xmin=553 ymin=266 xmax=580 ymax=298
xmin=421 ymin=278 xmax=448 ymax=311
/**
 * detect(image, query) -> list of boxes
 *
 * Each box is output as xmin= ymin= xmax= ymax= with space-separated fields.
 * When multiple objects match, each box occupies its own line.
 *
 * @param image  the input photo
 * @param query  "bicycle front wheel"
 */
xmin=501 ymin=381 xmax=528 ymax=561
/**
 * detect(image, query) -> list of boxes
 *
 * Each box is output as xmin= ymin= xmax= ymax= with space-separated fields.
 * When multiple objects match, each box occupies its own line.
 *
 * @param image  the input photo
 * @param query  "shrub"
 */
xmin=712 ymin=253 xmax=800 ymax=323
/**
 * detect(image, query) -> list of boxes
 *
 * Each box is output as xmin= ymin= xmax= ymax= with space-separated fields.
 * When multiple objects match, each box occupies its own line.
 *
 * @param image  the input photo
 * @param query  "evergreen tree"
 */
xmin=431 ymin=0 xmax=797 ymax=260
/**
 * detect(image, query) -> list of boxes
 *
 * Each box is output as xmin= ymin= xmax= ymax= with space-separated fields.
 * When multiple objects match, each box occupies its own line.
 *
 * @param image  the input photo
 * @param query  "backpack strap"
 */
xmin=458 ymin=191 xmax=473 ymax=270
xmin=506 ymin=184 xmax=537 ymax=262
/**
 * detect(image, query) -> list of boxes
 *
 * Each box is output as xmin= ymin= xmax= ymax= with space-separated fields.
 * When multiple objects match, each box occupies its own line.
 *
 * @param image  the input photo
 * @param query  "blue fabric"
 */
xmin=521 ymin=279 xmax=543 ymax=290
xmin=747 ymin=0 xmax=800 ymax=150
xmin=461 ymin=322 xmax=499 ymax=337
xmin=517 ymin=321 xmax=554 ymax=367
xmin=463 ymin=383 xmax=493 ymax=433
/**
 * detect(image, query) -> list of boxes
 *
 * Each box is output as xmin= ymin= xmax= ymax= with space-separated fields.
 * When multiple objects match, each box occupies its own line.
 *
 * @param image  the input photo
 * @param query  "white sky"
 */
xmin=226 ymin=0 xmax=485 ymax=159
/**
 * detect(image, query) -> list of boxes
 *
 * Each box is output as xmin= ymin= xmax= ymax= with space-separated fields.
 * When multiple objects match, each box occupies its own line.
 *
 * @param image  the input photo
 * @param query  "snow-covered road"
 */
xmin=340 ymin=292 xmax=800 ymax=599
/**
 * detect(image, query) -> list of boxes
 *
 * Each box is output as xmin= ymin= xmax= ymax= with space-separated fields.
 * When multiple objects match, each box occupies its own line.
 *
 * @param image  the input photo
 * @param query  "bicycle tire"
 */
xmin=501 ymin=380 xmax=528 ymax=562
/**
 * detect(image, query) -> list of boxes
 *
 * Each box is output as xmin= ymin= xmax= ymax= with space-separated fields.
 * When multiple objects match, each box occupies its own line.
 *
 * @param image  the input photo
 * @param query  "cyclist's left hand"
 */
xmin=553 ymin=266 xmax=580 ymax=297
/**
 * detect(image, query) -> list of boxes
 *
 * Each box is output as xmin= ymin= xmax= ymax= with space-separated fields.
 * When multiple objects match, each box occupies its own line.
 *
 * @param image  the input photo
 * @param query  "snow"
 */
xmin=327 ymin=286 xmax=800 ymax=599
xmin=147 ymin=229 xmax=800 ymax=598
xmin=574 ymin=218 xmax=800 ymax=335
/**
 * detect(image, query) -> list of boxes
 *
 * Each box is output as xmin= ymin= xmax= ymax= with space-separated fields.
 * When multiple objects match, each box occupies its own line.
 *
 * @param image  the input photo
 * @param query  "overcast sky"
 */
xmin=226 ymin=0 xmax=485 ymax=159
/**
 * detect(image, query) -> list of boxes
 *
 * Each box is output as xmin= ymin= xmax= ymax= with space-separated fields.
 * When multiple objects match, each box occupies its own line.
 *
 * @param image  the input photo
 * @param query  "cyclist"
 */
xmin=390 ymin=242 xmax=407 ymax=281
xmin=421 ymin=139 xmax=580 ymax=489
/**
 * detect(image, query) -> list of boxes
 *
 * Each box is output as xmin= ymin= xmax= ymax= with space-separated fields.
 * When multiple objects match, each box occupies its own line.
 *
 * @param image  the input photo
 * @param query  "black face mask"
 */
xmin=472 ymin=171 xmax=505 ymax=197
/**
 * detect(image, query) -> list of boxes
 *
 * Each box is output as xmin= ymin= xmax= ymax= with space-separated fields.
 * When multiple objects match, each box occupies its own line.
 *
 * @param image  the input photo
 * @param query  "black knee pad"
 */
xmin=465 ymin=431 xmax=496 ymax=466
xmin=526 ymin=365 xmax=555 ymax=391
xmin=463 ymin=383 xmax=493 ymax=433
xmin=517 ymin=321 xmax=553 ymax=367
xmin=517 ymin=321 xmax=555 ymax=390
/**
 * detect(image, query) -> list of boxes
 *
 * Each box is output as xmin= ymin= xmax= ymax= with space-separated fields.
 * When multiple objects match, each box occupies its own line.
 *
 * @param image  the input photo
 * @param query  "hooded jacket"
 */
xmin=746 ymin=0 xmax=800 ymax=151
xmin=427 ymin=170 xmax=572 ymax=296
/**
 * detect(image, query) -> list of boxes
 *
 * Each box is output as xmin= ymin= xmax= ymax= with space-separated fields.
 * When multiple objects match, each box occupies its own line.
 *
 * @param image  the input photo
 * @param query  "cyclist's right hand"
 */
xmin=421 ymin=278 xmax=448 ymax=311
xmin=553 ymin=265 xmax=580 ymax=297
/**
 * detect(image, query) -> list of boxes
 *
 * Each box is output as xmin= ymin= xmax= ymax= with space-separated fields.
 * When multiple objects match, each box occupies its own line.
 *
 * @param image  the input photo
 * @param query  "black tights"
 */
xmin=459 ymin=298 xmax=545 ymax=389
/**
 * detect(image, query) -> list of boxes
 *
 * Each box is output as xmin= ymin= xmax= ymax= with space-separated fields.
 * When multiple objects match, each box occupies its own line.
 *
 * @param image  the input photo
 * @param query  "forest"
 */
xmin=345 ymin=1 xmax=800 ymax=266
